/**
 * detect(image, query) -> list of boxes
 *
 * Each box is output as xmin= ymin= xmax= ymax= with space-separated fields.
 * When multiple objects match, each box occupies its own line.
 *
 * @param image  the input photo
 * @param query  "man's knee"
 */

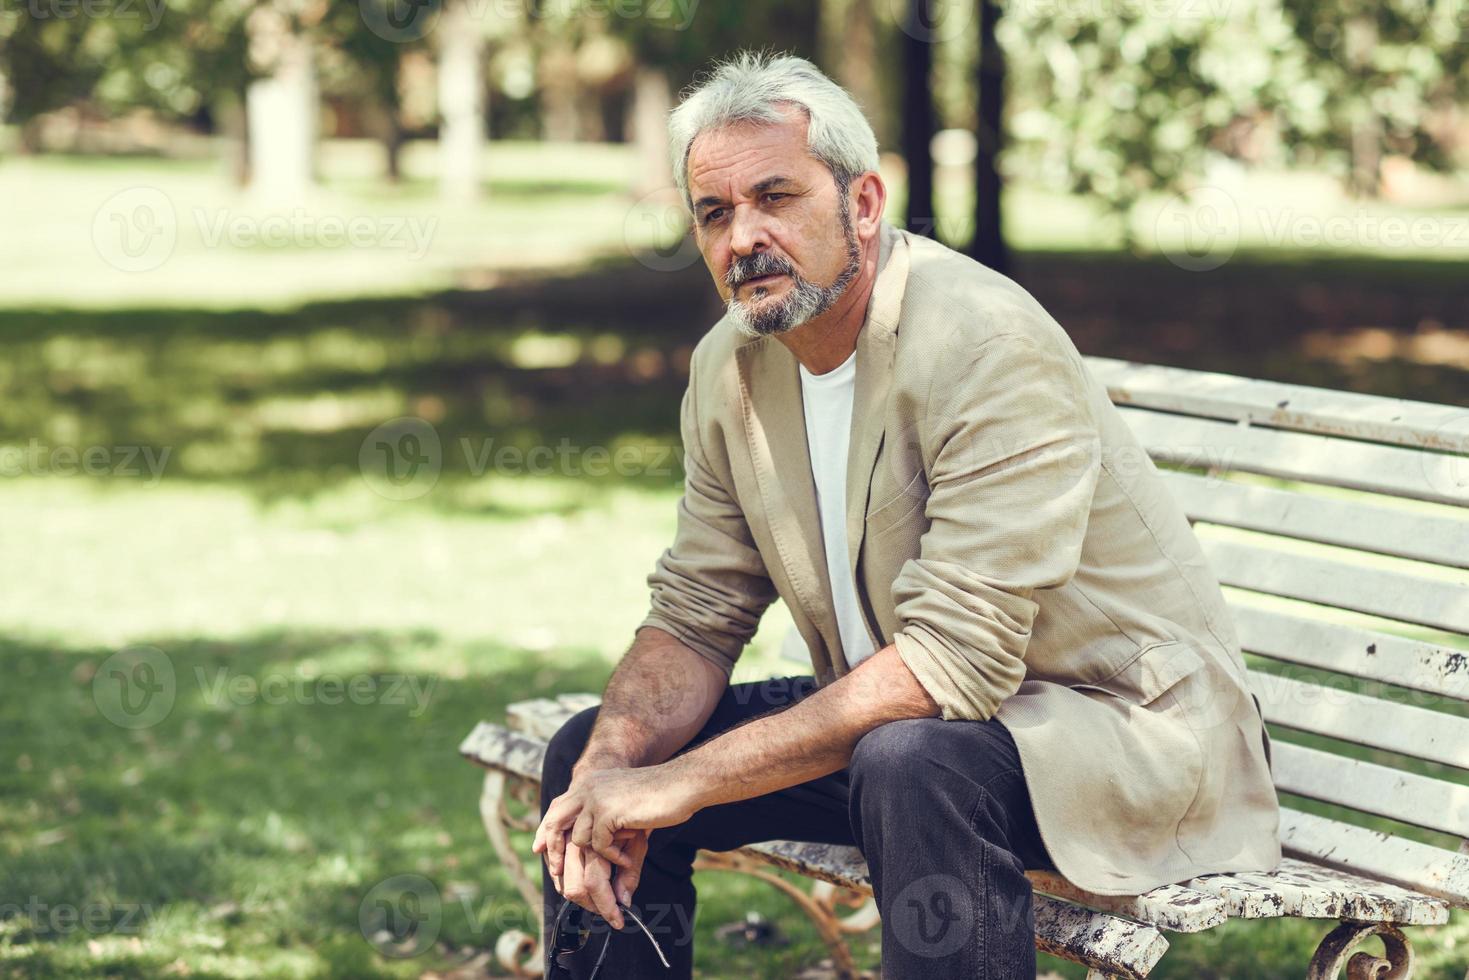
xmin=541 ymin=704 xmax=599 ymax=790
xmin=850 ymin=718 xmax=939 ymax=780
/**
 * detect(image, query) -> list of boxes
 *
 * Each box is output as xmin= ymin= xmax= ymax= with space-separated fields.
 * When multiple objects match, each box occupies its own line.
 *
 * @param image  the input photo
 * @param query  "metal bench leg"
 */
xmin=479 ymin=770 xmax=544 ymax=978
xmin=694 ymin=850 xmax=879 ymax=980
xmin=1307 ymin=921 xmax=1415 ymax=980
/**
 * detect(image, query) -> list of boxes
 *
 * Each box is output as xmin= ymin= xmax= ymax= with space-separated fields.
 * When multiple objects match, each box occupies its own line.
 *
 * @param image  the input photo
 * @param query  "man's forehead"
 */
xmin=686 ymin=111 xmax=822 ymax=196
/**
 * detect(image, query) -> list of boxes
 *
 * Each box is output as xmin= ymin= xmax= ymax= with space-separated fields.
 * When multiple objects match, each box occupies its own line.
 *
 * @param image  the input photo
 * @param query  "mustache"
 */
xmin=726 ymin=252 xmax=796 ymax=289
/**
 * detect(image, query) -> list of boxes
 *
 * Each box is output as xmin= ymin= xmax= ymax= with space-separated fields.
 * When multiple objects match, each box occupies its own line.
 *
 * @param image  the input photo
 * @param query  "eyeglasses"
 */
xmin=547 ymin=897 xmax=671 ymax=978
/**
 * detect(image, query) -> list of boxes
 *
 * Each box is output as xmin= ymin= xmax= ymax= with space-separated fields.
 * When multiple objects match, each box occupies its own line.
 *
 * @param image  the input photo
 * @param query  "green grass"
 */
xmin=1 ymin=144 xmax=1466 ymax=977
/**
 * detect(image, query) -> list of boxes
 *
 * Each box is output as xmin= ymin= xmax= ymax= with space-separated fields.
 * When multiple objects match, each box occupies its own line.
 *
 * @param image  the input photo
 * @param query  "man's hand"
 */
xmin=534 ymin=766 xmax=697 ymax=873
xmin=553 ymin=829 xmax=649 ymax=930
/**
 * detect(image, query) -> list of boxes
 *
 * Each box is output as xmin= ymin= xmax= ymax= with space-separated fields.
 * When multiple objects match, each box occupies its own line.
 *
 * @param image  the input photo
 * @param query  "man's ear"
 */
xmin=852 ymin=172 xmax=888 ymax=241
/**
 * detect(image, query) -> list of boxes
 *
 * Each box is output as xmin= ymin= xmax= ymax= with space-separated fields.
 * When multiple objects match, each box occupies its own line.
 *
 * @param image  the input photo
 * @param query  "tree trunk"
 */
xmin=822 ymin=0 xmax=887 ymax=148
xmin=971 ymin=0 xmax=1007 ymax=271
xmin=631 ymin=66 xmax=674 ymax=198
xmin=539 ymin=41 xmax=579 ymax=143
xmin=438 ymin=0 xmax=485 ymax=201
xmin=246 ymin=26 xmax=316 ymax=201
xmin=900 ymin=0 xmax=935 ymax=237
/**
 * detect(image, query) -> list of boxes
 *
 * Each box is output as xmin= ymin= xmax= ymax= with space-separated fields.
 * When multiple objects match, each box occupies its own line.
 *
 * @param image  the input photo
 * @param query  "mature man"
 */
xmin=532 ymin=52 xmax=1281 ymax=978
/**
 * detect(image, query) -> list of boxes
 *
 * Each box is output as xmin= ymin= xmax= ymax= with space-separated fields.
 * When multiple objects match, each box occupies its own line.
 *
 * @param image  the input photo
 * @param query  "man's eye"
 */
xmin=702 ymin=208 xmax=725 ymax=225
xmin=764 ymin=193 xmax=788 ymax=203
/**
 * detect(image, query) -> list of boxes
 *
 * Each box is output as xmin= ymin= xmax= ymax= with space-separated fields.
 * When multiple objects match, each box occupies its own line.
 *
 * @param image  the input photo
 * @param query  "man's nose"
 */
xmin=729 ymin=204 xmax=771 ymax=258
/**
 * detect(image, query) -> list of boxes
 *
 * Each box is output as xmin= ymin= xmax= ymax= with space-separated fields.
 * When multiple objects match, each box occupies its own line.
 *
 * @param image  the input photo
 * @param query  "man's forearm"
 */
xmin=574 ymin=625 xmax=729 ymax=777
xmin=661 ymin=643 xmax=940 ymax=808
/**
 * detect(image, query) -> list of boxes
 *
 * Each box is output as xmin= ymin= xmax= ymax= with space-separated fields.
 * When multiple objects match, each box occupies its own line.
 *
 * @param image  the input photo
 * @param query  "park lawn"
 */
xmin=0 ymin=146 xmax=1466 ymax=976
xmin=2 ymin=476 xmax=1464 ymax=979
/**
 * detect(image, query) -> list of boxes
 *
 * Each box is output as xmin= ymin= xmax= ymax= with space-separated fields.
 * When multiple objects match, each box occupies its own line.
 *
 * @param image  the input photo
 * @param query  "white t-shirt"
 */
xmin=799 ymin=348 xmax=879 ymax=668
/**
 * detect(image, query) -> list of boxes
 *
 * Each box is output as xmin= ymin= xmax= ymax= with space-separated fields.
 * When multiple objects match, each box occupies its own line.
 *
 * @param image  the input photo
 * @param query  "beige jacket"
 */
xmin=638 ymin=222 xmax=1283 ymax=896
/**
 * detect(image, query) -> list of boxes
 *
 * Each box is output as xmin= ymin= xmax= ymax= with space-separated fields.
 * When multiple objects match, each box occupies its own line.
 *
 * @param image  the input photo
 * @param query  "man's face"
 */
xmin=686 ymin=108 xmax=860 ymax=337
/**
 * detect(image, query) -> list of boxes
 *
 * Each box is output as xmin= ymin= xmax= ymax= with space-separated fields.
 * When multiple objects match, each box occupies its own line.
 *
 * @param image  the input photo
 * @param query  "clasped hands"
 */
xmin=532 ymin=762 xmax=699 ymax=930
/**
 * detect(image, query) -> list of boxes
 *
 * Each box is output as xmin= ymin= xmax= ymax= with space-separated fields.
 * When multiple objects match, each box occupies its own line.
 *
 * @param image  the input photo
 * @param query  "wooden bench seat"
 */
xmin=461 ymin=357 xmax=1469 ymax=978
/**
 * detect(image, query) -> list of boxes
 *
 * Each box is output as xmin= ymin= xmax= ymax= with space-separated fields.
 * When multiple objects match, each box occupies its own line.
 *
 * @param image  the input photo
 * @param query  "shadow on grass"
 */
xmin=0 ymin=248 xmax=1464 ymax=508
xmin=2 ymin=629 xmax=604 ymax=977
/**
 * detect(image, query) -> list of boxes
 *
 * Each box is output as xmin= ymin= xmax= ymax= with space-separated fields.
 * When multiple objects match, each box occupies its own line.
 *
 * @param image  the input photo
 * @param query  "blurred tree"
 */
xmin=899 ymin=0 xmax=937 ymax=238
xmin=0 ymin=11 xmax=106 ymax=151
xmin=438 ymin=0 xmax=486 ymax=200
xmin=998 ymin=0 xmax=1307 ymax=242
xmin=1277 ymin=0 xmax=1469 ymax=196
xmin=245 ymin=0 xmax=323 ymax=201
xmin=973 ymin=0 xmax=1004 ymax=270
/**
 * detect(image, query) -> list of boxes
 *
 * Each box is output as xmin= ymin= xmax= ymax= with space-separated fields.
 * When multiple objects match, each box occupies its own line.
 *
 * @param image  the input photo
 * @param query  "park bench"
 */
xmin=460 ymin=356 xmax=1469 ymax=978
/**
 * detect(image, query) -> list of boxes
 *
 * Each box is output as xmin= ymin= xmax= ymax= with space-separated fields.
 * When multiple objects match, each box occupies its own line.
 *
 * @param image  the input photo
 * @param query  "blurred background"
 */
xmin=1 ymin=0 xmax=1466 ymax=976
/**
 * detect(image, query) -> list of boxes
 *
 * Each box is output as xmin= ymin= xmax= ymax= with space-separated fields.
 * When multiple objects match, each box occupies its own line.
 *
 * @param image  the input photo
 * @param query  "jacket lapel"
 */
xmin=735 ymin=336 xmax=842 ymax=661
xmin=844 ymin=226 xmax=910 ymax=610
xmin=733 ymin=224 xmax=912 ymax=670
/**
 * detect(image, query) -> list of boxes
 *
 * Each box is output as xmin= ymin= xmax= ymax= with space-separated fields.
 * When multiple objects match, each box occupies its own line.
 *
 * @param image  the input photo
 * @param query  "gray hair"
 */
xmin=668 ymin=51 xmax=881 ymax=211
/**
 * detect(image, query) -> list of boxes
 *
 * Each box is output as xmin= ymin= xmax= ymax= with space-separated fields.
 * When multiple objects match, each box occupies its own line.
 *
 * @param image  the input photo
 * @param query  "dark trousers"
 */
xmin=539 ymin=675 xmax=1058 ymax=979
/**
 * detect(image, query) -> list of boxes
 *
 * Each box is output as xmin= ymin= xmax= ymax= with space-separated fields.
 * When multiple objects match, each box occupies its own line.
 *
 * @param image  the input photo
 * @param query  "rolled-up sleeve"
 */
xmin=892 ymin=326 xmax=1102 ymax=721
xmin=636 ymin=357 xmax=778 ymax=675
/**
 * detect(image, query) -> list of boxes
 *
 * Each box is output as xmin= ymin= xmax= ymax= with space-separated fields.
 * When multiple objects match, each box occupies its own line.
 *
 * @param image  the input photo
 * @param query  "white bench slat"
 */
xmin=462 ymin=720 xmax=1171 ymax=978
xmin=1269 ymin=740 xmax=1469 ymax=839
xmin=1251 ymin=669 xmax=1469 ymax=769
xmin=1184 ymin=857 xmax=1448 ymax=925
xmin=1025 ymin=873 xmax=1227 ymax=933
xmin=1231 ymin=605 xmax=1469 ymax=701
xmin=1117 ymin=408 xmax=1469 ymax=507
xmin=1086 ymin=356 xmax=1469 ymax=453
xmin=507 ymin=696 xmax=584 ymax=739
xmin=1281 ymin=807 xmax=1469 ymax=907
xmin=1203 ymin=539 xmax=1469 ymax=635
xmin=1159 ymin=470 xmax=1469 ymax=569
